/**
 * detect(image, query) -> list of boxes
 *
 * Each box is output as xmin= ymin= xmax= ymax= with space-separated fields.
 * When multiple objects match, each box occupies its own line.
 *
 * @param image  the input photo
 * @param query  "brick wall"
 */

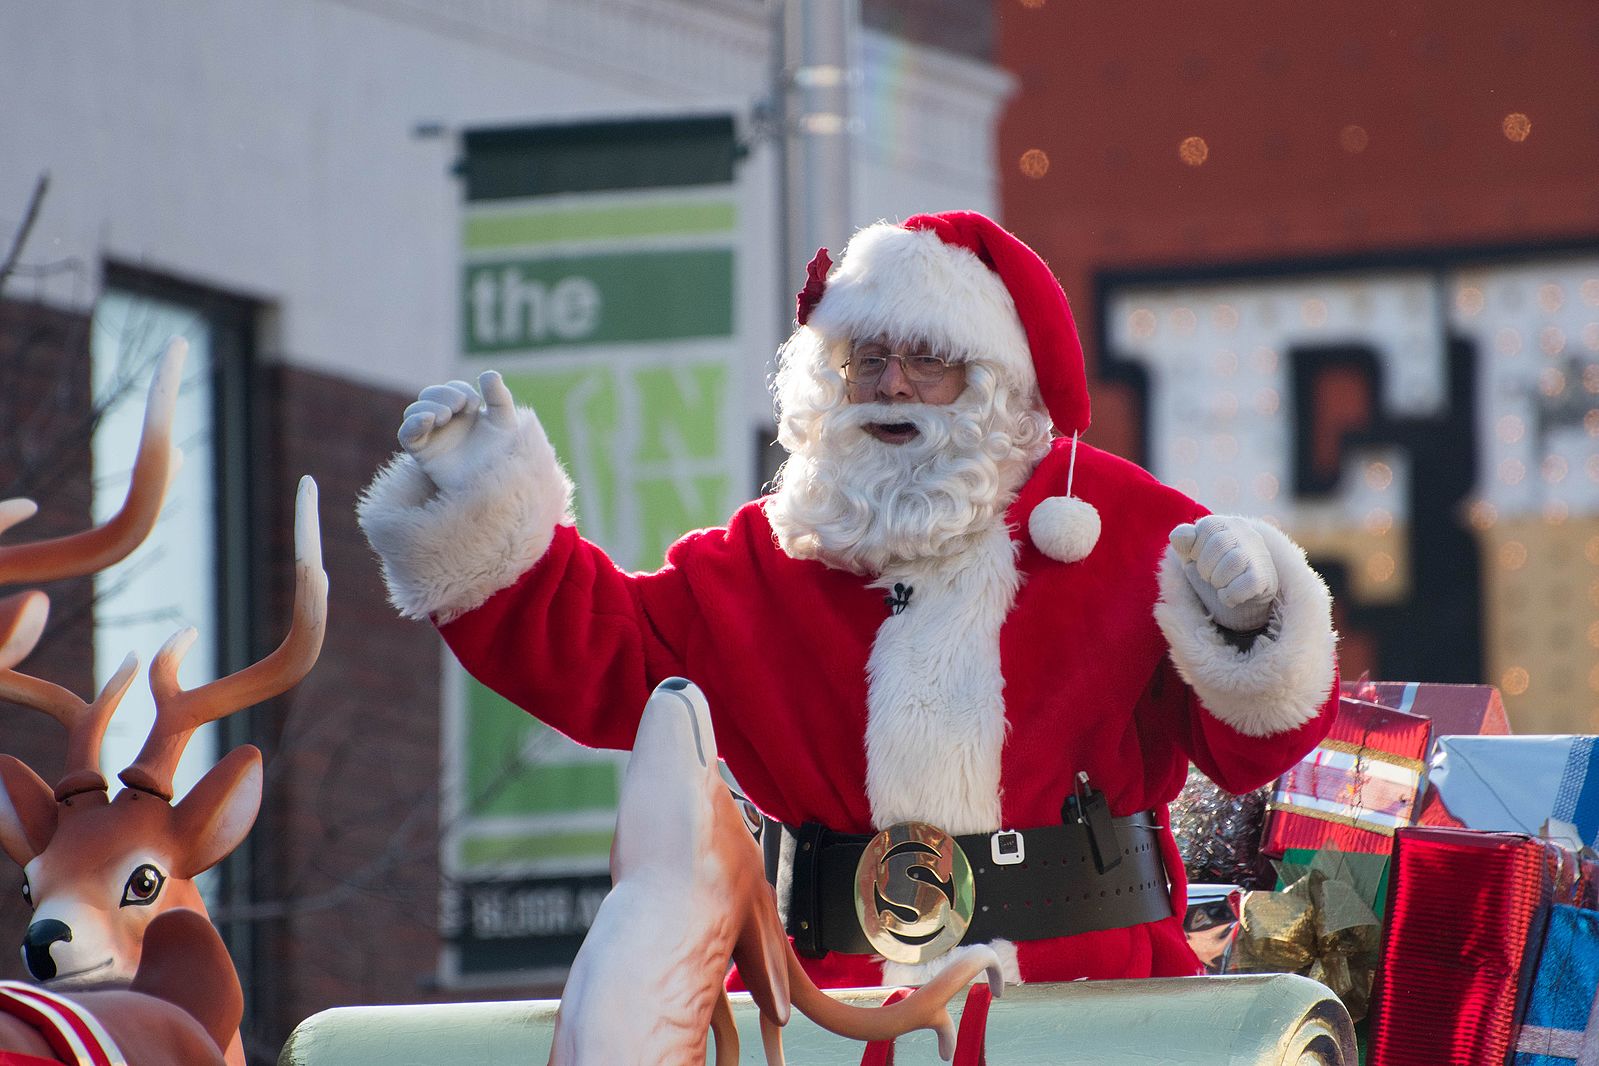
xmin=245 ymin=366 xmax=564 ymax=1058
xmin=0 ymin=296 xmax=96 ymax=977
xmin=996 ymin=1 xmax=1599 ymax=462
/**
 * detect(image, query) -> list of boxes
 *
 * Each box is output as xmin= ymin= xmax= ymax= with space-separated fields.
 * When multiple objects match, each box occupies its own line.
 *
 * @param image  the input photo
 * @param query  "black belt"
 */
xmin=765 ymin=811 xmax=1173 ymax=958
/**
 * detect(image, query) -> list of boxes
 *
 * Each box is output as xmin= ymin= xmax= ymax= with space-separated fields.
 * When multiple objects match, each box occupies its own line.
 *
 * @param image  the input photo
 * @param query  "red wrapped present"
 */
xmin=1343 ymin=679 xmax=1511 ymax=750
xmin=1262 ymin=696 xmax=1432 ymax=857
xmin=1368 ymin=827 xmax=1581 ymax=1065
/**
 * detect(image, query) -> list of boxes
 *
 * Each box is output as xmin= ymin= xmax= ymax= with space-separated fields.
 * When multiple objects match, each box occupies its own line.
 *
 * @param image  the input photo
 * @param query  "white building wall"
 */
xmin=2 ymin=0 xmax=1013 ymax=421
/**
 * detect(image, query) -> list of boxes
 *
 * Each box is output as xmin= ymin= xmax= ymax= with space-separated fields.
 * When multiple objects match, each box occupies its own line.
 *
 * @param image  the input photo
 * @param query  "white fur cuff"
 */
xmin=356 ymin=408 xmax=573 ymax=623
xmin=1153 ymin=517 xmax=1336 ymax=738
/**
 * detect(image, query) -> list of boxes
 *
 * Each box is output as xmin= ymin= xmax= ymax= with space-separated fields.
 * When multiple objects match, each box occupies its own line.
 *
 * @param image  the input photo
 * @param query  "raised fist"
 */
xmin=398 ymin=370 xmax=519 ymax=494
xmin=1168 ymin=515 xmax=1279 ymax=633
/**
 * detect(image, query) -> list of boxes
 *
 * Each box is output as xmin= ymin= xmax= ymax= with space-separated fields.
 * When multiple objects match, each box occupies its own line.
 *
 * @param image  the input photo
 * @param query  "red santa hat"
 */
xmin=796 ymin=209 xmax=1100 ymax=563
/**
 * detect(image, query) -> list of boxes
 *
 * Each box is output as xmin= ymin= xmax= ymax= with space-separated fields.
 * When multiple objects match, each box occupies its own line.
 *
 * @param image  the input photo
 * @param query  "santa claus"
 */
xmin=358 ymin=210 xmax=1338 ymax=989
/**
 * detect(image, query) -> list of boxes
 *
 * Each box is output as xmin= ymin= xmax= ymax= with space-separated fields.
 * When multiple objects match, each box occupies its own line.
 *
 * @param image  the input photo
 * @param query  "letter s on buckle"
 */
xmin=853 ymin=821 xmax=976 ymax=965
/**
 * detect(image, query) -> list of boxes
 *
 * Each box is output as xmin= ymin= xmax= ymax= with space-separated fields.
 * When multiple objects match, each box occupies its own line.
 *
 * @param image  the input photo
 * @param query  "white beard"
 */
xmin=767 ymin=397 xmax=1038 ymax=575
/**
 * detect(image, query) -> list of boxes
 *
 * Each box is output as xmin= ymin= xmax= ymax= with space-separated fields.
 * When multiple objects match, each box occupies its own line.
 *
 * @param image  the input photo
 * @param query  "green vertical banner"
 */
xmin=443 ymin=117 xmax=743 ymax=982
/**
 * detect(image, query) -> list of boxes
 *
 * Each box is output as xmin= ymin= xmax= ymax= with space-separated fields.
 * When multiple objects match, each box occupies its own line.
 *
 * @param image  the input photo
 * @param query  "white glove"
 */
xmin=398 ymin=370 xmax=519 ymax=494
xmin=1169 ymin=515 xmax=1279 ymax=633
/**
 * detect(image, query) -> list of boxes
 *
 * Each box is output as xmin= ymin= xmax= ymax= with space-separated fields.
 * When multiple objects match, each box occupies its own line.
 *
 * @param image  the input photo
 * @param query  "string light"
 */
xmin=1129 ymin=308 xmax=1157 ymax=339
xmin=1179 ymin=136 xmax=1209 ymax=166
xmin=1503 ymin=113 xmax=1532 ymax=142
xmin=1497 ymin=415 xmax=1526 ymax=443
xmin=1019 ymin=149 xmax=1050 ymax=179
xmin=1339 ymin=125 xmax=1369 ymax=153
xmin=1539 ymin=284 xmax=1565 ymax=313
xmin=1541 ymin=327 xmax=1567 ymax=355
xmin=1364 ymin=508 xmax=1394 ymax=535
xmin=1367 ymin=552 xmax=1396 ymax=583
xmin=1468 ymin=500 xmax=1498 ymax=529
xmin=1457 ymin=287 xmax=1485 ymax=316
xmin=1366 ymin=461 xmax=1394 ymax=491
xmin=1502 ymin=667 xmax=1530 ymax=696
xmin=1499 ymin=541 xmax=1528 ymax=570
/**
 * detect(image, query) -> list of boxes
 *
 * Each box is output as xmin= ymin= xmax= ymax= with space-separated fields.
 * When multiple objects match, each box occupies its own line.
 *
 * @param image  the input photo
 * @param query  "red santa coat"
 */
xmin=427 ymin=434 xmax=1338 ymax=988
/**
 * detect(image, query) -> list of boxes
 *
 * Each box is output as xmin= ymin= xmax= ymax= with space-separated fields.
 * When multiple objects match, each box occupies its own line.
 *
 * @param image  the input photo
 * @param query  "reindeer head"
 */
xmin=0 ymin=340 xmax=328 ymax=989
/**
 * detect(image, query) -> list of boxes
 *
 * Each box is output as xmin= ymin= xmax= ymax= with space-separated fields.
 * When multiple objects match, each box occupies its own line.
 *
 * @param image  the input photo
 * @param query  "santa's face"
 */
xmin=767 ymin=332 xmax=1050 ymax=575
xmin=842 ymin=337 xmax=970 ymax=444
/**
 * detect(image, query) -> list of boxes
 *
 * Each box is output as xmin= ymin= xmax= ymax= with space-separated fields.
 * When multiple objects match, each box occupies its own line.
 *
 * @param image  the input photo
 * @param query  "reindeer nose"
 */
xmin=23 ymin=919 xmax=71 ymax=981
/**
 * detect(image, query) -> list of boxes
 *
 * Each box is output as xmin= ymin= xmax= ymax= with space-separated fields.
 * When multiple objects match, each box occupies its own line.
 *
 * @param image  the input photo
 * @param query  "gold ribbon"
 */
xmin=1229 ymin=849 xmax=1383 ymax=1021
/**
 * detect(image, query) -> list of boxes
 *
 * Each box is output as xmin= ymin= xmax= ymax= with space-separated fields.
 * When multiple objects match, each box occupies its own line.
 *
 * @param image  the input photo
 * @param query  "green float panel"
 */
xmin=279 ymin=973 xmax=1355 ymax=1065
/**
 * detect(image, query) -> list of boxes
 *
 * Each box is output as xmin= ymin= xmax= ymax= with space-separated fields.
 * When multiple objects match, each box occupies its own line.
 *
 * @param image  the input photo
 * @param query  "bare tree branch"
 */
xmin=0 ymin=173 xmax=49 ymax=298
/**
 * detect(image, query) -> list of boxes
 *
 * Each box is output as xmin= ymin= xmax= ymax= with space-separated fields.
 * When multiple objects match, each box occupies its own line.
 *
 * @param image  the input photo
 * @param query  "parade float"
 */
xmin=3 ymin=344 xmax=1597 ymax=1065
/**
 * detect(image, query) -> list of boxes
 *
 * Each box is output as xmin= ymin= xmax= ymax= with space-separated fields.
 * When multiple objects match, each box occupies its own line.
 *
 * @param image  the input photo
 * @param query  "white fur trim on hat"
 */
xmin=357 ymin=408 xmax=573 ymax=623
xmin=806 ymin=222 xmax=1034 ymax=386
xmin=1029 ymin=495 xmax=1100 ymax=563
xmin=1153 ymin=517 xmax=1336 ymax=737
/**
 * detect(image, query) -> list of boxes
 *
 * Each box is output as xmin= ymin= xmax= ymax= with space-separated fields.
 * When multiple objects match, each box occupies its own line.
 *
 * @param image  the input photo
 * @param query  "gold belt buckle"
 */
xmin=853 ymin=821 xmax=976 ymax=965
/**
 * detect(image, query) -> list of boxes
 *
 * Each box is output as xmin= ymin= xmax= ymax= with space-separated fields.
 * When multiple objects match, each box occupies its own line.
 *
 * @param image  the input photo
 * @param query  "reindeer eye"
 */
xmin=19 ymin=877 xmax=31 ymax=908
xmin=120 ymin=864 xmax=166 ymax=907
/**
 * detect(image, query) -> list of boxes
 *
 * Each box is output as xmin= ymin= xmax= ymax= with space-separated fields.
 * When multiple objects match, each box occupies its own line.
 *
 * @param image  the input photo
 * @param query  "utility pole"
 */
xmin=781 ymin=0 xmax=856 ymax=290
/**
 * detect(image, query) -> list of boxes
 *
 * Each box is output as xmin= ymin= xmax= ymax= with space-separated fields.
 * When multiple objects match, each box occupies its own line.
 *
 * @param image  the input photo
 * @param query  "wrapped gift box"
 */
xmin=1183 ymin=883 xmax=1242 ymax=974
xmin=1263 ymin=697 xmax=1431 ymax=857
xmin=1368 ymin=827 xmax=1580 ymax=1065
xmin=1513 ymin=904 xmax=1599 ymax=1065
xmin=1345 ymin=680 xmax=1511 ymax=753
xmin=1431 ymin=735 xmax=1599 ymax=851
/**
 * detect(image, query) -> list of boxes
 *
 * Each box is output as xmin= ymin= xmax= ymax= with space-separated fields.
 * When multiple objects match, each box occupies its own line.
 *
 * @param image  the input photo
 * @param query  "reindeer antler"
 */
xmin=119 ymin=477 xmax=328 ymax=800
xmin=0 ymin=336 xmax=184 ymax=585
xmin=0 ymin=645 xmax=141 ymax=799
xmin=0 ymin=590 xmax=49 ymax=671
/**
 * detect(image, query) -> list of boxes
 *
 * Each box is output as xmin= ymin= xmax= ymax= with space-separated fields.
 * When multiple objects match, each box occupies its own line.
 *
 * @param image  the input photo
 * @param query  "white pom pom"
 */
xmin=1029 ymin=495 xmax=1100 ymax=563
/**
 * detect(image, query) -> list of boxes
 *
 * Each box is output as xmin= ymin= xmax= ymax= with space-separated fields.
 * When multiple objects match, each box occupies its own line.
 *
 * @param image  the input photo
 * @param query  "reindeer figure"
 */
xmin=0 ymin=339 xmax=329 ymax=1066
xmin=549 ymin=678 xmax=1002 ymax=1066
xmin=0 ymin=906 xmax=242 ymax=1065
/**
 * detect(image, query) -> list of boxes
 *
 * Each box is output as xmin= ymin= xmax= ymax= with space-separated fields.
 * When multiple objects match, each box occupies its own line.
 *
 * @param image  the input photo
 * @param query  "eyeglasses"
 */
xmin=842 ymin=342 xmax=956 ymax=386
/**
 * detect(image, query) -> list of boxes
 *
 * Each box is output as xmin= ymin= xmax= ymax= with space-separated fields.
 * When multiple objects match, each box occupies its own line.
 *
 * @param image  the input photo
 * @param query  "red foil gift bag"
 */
xmin=1368 ymin=828 xmax=1571 ymax=1065
xmin=1262 ymin=697 xmax=1432 ymax=857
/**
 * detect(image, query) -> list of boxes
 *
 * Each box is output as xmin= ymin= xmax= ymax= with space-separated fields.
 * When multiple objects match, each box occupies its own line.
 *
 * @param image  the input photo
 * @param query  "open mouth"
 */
xmin=865 ymin=422 xmax=920 ymax=445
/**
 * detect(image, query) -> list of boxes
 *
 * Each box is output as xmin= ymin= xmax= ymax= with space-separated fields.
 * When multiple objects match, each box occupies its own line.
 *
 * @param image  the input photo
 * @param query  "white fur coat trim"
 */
xmin=1154 ymin=517 xmax=1336 ymax=738
xmin=882 ymin=938 xmax=1022 ymax=988
xmin=808 ymin=222 xmax=1033 ymax=383
xmin=356 ymin=408 xmax=573 ymax=623
xmin=864 ymin=523 xmax=1019 ymax=837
